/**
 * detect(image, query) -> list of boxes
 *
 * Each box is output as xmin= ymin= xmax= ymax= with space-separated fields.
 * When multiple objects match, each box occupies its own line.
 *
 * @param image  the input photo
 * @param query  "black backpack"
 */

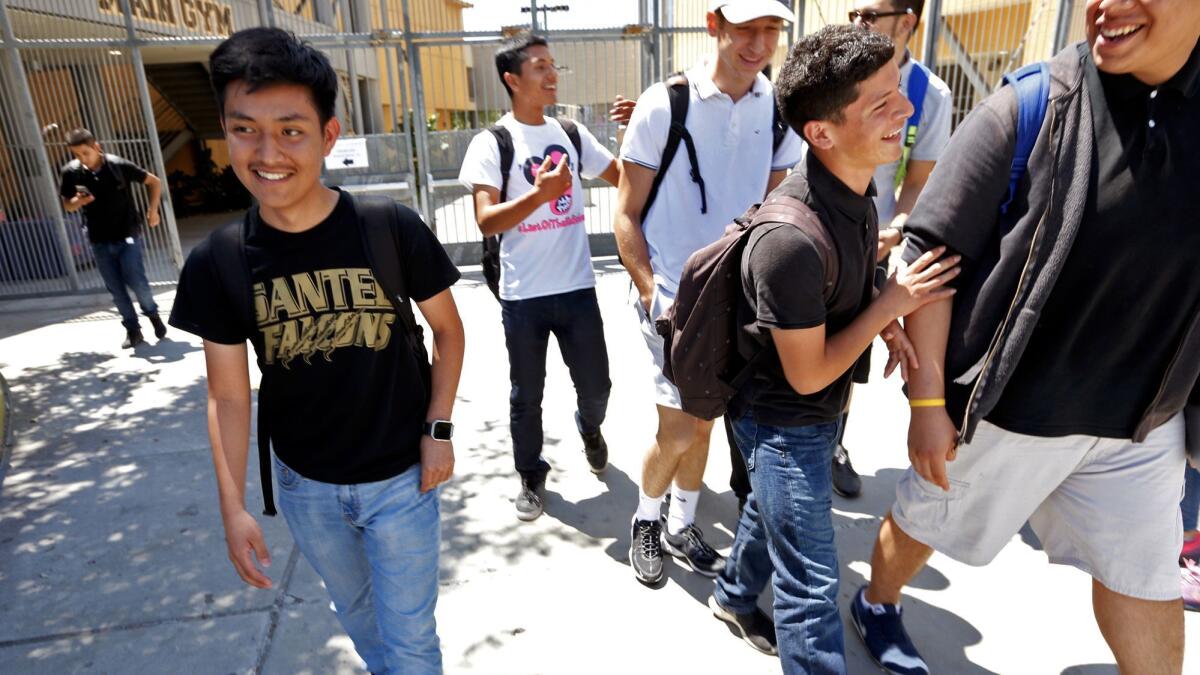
xmin=480 ymin=117 xmax=583 ymax=300
xmin=655 ymin=185 xmax=836 ymax=421
xmin=640 ymin=73 xmax=789 ymax=225
xmin=209 ymin=195 xmax=430 ymax=516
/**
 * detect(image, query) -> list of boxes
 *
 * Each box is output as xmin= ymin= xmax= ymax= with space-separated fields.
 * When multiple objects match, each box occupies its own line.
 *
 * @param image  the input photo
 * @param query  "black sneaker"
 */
xmin=832 ymin=444 xmax=862 ymax=498
xmin=629 ymin=518 xmax=663 ymax=585
xmin=581 ymin=429 xmax=608 ymax=474
xmin=708 ymin=595 xmax=778 ymax=656
xmin=149 ymin=314 xmax=167 ymax=340
xmin=514 ymin=480 xmax=544 ymax=521
xmin=121 ymin=328 xmax=145 ymax=349
xmin=849 ymin=587 xmax=929 ymax=675
xmin=661 ymin=521 xmax=725 ymax=578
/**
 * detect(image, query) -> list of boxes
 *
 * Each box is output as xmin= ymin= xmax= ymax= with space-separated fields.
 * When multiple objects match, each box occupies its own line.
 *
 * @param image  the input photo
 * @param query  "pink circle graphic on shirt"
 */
xmin=521 ymin=143 xmax=574 ymax=216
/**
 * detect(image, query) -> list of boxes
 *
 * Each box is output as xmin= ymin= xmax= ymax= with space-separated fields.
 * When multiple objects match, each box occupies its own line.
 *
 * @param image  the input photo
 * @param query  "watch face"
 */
xmin=429 ymin=420 xmax=454 ymax=440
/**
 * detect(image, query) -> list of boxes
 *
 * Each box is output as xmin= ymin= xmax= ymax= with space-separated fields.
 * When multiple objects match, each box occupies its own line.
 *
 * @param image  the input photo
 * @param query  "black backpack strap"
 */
xmin=353 ymin=195 xmax=432 ymax=395
xmin=486 ymin=125 xmax=515 ymax=204
xmin=208 ymin=211 xmax=279 ymax=516
xmin=555 ymin=117 xmax=584 ymax=168
xmin=481 ymin=126 xmax=515 ymax=300
xmin=641 ymin=74 xmax=707 ymax=223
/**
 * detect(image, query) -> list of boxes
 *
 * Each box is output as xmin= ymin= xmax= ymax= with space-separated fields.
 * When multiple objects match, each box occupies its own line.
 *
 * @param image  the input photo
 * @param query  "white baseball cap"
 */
xmin=708 ymin=0 xmax=793 ymax=24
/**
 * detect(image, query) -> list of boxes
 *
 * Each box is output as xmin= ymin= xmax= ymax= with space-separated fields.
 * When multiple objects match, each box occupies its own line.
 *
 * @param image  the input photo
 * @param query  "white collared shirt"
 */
xmin=622 ymin=60 xmax=804 ymax=295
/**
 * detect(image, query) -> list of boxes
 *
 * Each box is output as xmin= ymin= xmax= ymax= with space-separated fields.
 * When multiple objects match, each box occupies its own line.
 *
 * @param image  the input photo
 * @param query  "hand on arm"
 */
xmin=613 ymin=160 xmax=657 ymax=313
xmin=203 ymin=340 xmax=272 ymax=589
xmin=772 ymin=247 xmax=959 ymax=396
xmin=610 ymin=95 xmax=635 ymax=147
xmin=143 ymin=174 xmax=162 ymax=227
xmin=472 ymin=155 xmax=572 ymax=237
xmin=415 ymin=289 xmax=465 ymax=493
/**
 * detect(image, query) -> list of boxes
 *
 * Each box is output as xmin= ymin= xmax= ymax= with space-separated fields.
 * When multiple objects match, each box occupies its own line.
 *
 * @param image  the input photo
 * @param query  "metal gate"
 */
xmin=0 ymin=0 xmax=1086 ymax=299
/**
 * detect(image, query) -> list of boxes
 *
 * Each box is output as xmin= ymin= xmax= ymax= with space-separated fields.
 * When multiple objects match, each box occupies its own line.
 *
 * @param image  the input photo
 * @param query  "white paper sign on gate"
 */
xmin=325 ymin=138 xmax=369 ymax=170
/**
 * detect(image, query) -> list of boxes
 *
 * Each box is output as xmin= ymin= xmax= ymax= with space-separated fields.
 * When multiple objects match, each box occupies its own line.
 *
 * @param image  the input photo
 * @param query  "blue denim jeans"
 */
xmin=274 ymin=457 xmax=442 ymax=675
xmin=714 ymin=415 xmax=846 ymax=675
xmin=91 ymin=238 xmax=158 ymax=330
xmin=1183 ymin=464 xmax=1200 ymax=532
xmin=500 ymin=287 xmax=611 ymax=483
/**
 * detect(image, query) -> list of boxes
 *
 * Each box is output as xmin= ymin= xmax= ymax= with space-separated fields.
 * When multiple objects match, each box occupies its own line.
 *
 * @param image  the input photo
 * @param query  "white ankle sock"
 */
xmin=635 ymin=488 xmax=664 ymax=523
xmin=666 ymin=486 xmax=700 ymax=535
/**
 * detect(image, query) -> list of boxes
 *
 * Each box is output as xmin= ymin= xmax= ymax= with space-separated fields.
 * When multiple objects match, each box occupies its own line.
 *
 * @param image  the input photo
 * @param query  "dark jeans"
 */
xmin=715 ymin=414 xmax=846 ymax=675
xmin=501 ymin=287 xmax=610 ymax=484
xmin=91 ymin=238 xmax=158 ymax=330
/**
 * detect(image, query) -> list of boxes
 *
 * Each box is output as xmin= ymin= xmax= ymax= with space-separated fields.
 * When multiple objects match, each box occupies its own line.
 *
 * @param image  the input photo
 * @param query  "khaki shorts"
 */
xmin=633 ymin=285 xmax=682 ymax=409
xmin=893 ymin=416 xmax=1186 ymax=601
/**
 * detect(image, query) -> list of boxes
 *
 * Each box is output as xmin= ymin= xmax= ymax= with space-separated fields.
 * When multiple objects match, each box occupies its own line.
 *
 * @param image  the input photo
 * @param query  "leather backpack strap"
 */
xmin=751 ymin=197 xmax=839 ymax=302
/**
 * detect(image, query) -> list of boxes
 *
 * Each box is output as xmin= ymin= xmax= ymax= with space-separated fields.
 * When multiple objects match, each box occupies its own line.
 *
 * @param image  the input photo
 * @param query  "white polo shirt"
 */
xmin=872 ymin=53 xmax=953 ymax=226
xmin=621 ymin=61 xmax=804 ymax=297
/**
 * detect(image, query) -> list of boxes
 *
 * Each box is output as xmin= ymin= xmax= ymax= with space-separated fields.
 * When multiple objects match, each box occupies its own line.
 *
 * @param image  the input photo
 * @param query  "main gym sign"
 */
xmin=97 ymin=0 xmax=234 ymax=36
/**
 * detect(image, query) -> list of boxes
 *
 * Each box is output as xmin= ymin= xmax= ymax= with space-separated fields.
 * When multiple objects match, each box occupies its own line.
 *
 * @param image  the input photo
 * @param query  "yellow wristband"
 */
xmin=909 ymin=398 xmax=946 ymax=408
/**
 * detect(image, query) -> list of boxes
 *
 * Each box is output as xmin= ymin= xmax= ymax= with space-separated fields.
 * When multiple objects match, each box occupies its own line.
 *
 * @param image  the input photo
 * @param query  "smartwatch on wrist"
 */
xmin=423 ymin=420 xmax=454 ymax=441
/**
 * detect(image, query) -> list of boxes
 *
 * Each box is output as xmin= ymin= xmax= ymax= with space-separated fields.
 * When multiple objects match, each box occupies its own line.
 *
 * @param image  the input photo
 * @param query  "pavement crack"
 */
xmin=253 ymin=543 xmax=301 ymax=674
xmin=0 ymin=603 xmax=278 ymax=649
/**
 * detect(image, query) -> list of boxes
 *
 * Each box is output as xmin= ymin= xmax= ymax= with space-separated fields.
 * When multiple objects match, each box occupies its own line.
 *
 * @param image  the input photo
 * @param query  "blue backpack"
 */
xmin=999 ymin=62 xmax=1051 ymax=214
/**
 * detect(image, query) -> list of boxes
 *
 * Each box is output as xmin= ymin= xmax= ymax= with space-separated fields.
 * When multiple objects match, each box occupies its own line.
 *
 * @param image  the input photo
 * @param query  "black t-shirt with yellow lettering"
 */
xmin=169 ymin=191 xmax=460 ymax=484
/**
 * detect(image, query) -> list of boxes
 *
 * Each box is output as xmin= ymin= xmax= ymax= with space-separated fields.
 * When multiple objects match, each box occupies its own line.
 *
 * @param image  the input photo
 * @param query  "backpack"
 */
xmin=209 ymin=194 xmax=430 ymax=516
xmin=480 ymin=117 xmax=583 ymax=301
xmin=654 ymin=183 xmax=838 ymax=421
xmin=640 ymin=73 xmax=789 ymax=225
xmin=894 ymin=61 xmax=931 ymax=189
xmin=999 ymin=61 xmax=1051 ymax=215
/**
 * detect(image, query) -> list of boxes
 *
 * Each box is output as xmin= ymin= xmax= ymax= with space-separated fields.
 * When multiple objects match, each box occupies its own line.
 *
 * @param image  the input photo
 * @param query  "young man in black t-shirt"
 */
xmin=707 ymin=27 xmax=957 ymax=672
xmin=60 ymin=128 xmax=166 ymax=349
xmin=168 ymin=29 xmax=464 ymax=674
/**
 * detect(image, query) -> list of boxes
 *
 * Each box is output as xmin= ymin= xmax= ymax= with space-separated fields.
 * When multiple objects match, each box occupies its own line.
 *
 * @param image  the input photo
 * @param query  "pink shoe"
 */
xmin=1182 ymin=560 xmax=1200 ymax=612
xmin=1182 ymin=536 xmax=1200 ymax=565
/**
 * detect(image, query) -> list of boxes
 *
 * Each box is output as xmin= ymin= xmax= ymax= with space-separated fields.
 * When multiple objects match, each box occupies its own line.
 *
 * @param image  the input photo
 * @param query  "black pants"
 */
xmin=501 ymin=288 xmax=611 ymax=484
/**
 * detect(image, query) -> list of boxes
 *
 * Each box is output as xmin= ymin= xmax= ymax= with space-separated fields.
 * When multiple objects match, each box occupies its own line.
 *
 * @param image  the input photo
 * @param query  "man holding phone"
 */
xmin=60 ymin=127 xmax=166 ymax=349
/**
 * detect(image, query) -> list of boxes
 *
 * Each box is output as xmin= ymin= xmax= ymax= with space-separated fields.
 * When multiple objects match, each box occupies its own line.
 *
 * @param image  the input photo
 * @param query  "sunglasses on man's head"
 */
xmin=848 ymin=8 xmax=913 ymax=24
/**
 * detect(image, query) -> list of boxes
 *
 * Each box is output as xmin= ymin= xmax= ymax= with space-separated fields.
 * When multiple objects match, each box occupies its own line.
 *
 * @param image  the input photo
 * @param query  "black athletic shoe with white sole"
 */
xmin=661 ymin=521 xmax=725 ymax=577
xmin=629 ymin=518 xmax=664 ymax=585
xmin=709 ymin=595 xmax=778 ymax=655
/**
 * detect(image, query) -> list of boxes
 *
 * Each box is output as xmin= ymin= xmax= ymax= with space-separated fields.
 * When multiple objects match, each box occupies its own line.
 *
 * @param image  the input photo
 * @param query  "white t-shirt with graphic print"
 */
xmin=459 ymin=114 xmax=615 ymax=301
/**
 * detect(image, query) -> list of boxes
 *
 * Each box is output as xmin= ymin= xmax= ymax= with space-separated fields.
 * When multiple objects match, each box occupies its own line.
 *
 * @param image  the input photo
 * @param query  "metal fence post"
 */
xmin=257 ymin=0 xmax=276 ymax=28
xmin=120 ymin=0 xmax=184 ymax=270
xmin=401 ymin=0 xmax=434 ymax=224
xmin=922 ymin=0 xmax=943 ymax=69
xmin=0 ymin=0 xmax=81 ymax=290
xmin=340 ymin=0 xmax=365 ymax=134
xmin=1052 ymin=0 xmax=1074 ymax=55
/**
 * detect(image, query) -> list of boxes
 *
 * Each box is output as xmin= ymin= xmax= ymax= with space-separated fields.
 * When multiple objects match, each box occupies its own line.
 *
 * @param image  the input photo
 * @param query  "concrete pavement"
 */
xmin=0 ymin=259 xmax=1196 ymax=674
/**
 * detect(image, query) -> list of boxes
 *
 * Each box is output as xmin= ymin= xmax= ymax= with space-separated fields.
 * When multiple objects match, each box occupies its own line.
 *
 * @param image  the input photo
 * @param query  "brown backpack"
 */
xmin=654 ymin=191 xmax=837 ymax=420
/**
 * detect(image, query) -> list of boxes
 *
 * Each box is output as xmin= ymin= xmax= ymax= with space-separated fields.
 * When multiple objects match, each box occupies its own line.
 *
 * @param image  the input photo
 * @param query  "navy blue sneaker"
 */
xmin=850 ymin=586 xmax=929 ymax=675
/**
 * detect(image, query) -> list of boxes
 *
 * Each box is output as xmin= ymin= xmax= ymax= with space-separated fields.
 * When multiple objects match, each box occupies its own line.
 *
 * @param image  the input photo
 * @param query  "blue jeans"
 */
xmin=500 ymin=287 xmax=611 ymax=483
xmin=1183 ymin=464 xmax=1200 ymax=532
xmin=274 ymin=457 xmax=442 ymax=675
xmin=714 ymin=415 xmax=846 ymax=675
xmin=91 ymin=238 xmax=158 ymax=330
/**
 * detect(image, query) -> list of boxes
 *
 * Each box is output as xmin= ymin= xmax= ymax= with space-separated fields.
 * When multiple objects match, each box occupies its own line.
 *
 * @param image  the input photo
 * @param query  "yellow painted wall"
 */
xmin=368 ymin=0 xmax=472 ymax=131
